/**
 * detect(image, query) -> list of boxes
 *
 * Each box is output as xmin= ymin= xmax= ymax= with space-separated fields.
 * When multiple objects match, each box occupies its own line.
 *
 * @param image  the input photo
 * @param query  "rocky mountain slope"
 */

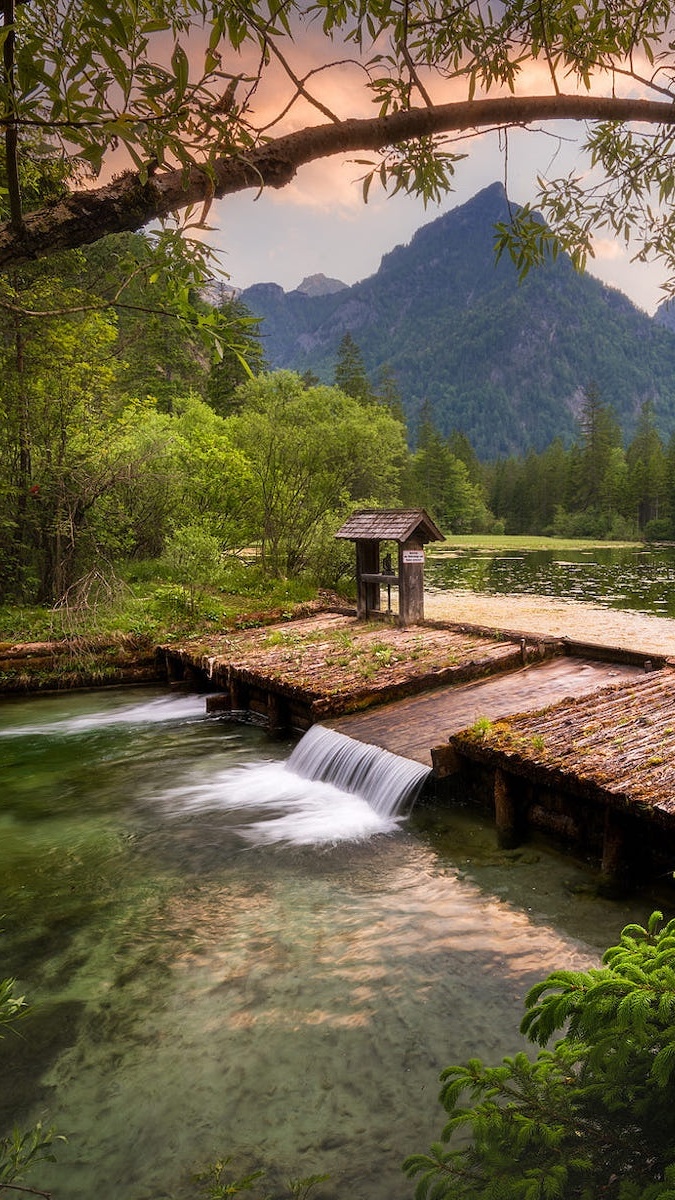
xmin=241 ymin=183 xmax=675 ymax=458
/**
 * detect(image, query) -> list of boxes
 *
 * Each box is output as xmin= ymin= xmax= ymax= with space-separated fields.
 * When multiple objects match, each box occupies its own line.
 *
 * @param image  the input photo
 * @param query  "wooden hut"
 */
xmin=335 ymin=508 xmax=444 ymax=626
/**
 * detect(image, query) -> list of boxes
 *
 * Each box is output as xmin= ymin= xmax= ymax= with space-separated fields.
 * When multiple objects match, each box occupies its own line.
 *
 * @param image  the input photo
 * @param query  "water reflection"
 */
xmin=0 ymin=688 xmax=668 ymax=1200
xmin=427 ymin=544 xmax=675 ymax=616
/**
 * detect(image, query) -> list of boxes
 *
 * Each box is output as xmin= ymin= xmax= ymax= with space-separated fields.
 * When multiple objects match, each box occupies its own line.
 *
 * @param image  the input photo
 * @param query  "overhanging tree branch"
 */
xmin=3 ymin=93 xmax=675 ymax=268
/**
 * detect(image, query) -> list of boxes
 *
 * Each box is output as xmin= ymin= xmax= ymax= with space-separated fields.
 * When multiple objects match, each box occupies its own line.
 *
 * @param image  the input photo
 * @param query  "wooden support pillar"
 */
xmin=398 ymin=538 xmax=425 ymax=626
xmin=183 ymin=662 xmax=204 ymax=687
xmin=356 ymin=539 xmax=380 ymax=618
xmin=164 ymin=652 xmax=184 ymax=682
xmin=494 ymin=768 xmax=522 ymax=849
xmin=267 ymin=690 xmax=287 ymax=738
xmin=430 ymin=743 xmax=462 ymax=778
xmin=229 ymin=673 xmax=246 ymax=711
xmin=599 ymin=807 xmax=630 ymax=896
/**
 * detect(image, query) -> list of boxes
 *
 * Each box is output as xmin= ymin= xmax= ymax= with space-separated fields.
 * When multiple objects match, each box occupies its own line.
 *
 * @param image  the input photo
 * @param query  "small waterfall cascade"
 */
xmin=287 ymin=724 xmax=431 ymax=818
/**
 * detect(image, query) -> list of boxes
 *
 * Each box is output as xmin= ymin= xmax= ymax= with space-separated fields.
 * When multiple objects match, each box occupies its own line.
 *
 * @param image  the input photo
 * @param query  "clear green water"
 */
xmin=427 ymin=545 xmax=675 ymax=616
xmin=0 ymin=687 xmax=668 ymax=1200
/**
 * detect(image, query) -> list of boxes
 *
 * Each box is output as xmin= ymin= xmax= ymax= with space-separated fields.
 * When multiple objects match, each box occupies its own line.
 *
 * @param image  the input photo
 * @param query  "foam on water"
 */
xmin=0 ymin=692 xmax=206 ymax=737
xmin=157 ymin=724 xmax=430 ymax=847
xmin=160 ymin=761 xmax=402 ymax=846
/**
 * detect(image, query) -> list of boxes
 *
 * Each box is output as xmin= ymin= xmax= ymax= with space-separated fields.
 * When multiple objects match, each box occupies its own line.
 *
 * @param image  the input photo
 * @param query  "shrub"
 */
xmin=404 ymin=911 xmax=675 ymax=1200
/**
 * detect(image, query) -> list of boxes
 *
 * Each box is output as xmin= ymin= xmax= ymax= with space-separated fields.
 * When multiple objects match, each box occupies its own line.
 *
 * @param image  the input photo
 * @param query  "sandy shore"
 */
xmin=424 ymin=589 xmax=675 ymax=659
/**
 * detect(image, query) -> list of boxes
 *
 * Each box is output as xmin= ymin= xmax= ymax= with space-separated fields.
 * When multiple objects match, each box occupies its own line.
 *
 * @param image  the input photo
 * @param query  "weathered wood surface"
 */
xmin=329 ymin=656 xmax=643 ymax=764
xmin=163 ymin=612 xmax=554 ymax=717
xmin=449 ymin=667 xmax=675 ymax=823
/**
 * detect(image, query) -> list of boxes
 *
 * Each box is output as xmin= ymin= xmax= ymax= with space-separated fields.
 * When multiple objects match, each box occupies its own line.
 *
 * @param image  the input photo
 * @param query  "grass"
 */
xmin=469 ymin=716 xmax=494 ymax=739
xmin=431 ymin=534 xmax=641 ymax=553
xmin=0 ymin=566 xmax=320 ymax=645
xmin=0 ymin=532 xmax=644 ymax=646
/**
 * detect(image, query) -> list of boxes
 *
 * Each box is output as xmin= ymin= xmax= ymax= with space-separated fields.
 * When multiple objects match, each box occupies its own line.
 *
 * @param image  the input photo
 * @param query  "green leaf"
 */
xmin=171 ymin=42 xmax=189 ymax=101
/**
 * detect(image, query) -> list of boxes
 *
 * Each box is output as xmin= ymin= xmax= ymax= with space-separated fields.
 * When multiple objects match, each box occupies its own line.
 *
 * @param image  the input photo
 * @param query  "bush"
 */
xmin=404 ymin=911 xmax=675 ymax=1200
xmin=0 ymin=975 xmax=63 ymax=1193
xmin=644 ymin=518 xmax=673 ymax=543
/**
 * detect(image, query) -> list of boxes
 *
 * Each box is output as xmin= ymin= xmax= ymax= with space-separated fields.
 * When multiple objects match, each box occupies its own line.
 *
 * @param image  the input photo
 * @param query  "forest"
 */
xmin=467 ymin=385 xmax=675 ymax=542
xmin=0 ymin=237 xmax=410 ymax=616
xmin=3 ymin=237 xmax=673 ymax=637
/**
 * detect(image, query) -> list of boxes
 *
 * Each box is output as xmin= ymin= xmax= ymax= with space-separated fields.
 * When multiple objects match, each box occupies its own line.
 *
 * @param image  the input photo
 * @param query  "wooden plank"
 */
xmin=164 ymin=613 xmax=545 ymax=714
xmin=329 ymin=656 xmax=643 ymax=764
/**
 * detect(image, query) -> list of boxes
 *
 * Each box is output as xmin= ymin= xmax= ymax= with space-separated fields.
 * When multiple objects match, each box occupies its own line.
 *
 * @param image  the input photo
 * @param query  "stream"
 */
xmin=1 ymin=686 xmax=667 ymax=1199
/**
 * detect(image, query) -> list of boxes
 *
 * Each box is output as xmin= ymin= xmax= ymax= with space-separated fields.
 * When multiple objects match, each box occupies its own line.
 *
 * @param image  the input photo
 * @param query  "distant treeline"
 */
xmin=471 ymin=385 xmax=674 ymax=542
xmin=309 ymin=334 xmax=675 ymax=543
xmin=360 ymin=361 xmax=672 ymax=544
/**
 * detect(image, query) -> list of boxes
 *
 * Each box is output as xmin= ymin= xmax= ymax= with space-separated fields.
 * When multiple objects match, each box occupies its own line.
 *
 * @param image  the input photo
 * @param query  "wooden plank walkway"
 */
xmin=329 ymin=656 xmax=643 ymax=764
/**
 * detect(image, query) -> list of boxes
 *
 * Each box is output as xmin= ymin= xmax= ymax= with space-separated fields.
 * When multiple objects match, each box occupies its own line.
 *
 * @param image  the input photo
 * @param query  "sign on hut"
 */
xmin=335 ymin=508 xmax=444 ymax=626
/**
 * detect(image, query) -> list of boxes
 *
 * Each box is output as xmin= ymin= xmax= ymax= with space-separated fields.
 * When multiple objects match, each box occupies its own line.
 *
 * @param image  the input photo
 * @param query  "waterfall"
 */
xmin=287 ymin=724 xmax=431 ymax=818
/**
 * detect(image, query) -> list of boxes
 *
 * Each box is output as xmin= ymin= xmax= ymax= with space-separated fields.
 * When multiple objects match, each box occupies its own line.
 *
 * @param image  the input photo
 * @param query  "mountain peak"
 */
xmin=294 ymin=273 xmax=347 ymax=297
xmin=241 ymin=185 xmax=675 ymax=457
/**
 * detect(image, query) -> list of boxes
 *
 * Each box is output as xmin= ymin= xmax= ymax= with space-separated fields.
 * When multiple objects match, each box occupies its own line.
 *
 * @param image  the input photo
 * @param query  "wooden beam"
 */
xmin=494 ymin=767 xmax=522 ymax=850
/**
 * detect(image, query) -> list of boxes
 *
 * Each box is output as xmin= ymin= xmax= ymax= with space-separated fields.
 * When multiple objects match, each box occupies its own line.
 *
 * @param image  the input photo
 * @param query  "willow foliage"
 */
xmin=4 ymin=0 xmax=675 ymax=278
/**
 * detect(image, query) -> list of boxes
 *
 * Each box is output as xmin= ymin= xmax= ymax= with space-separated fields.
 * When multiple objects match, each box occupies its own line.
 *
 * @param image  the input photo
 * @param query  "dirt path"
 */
xmin=424 ymin=589 xmax=675 ymax=659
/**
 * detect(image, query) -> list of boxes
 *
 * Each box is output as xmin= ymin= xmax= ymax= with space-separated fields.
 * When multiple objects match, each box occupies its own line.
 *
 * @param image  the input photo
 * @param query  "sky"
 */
xmin=206 ymin=123 xmax=666 ymax=317
xmin=151 ymin=21 xmax=672 ymax=319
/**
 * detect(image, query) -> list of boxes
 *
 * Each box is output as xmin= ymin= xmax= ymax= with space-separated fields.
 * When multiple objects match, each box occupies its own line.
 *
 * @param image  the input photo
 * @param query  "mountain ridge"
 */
xmin=241 ymin=183 xmax=675 ymax=458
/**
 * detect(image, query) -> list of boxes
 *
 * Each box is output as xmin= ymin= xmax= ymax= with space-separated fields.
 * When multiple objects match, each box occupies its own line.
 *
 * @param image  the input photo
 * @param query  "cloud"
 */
xmin=118 ymin=22 xmax=667 ymax=313
xmin=592 ymin=238 xmax=626 ymax=262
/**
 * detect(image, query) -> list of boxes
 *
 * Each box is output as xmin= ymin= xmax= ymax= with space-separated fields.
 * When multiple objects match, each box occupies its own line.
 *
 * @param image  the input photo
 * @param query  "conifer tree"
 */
xmin=577 ymin=382 xmax=623 ymax=510
xmin=405 ymin=911 xmax=675 ymax=1200
xmin=206 ymin=296 xmax=266 ymax=415
xmin=627 ymin=400 xmax=668 ymax=531
xmin=333 ymin=333 xmax=374 ymax=405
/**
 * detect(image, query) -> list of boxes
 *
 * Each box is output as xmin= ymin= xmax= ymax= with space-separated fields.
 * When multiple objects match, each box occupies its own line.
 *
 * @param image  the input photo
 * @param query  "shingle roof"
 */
xmin=335 ymin=509 xmax=444 ymax=544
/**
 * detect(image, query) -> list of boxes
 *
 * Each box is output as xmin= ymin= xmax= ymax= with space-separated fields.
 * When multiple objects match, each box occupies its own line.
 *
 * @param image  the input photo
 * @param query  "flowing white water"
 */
xmin=0 ymin=691 xmax=206 ymax=736
xmin=159 ymin=759 xmax=402 ymax=846
xmin=288 ymin=724 xmax=431 ymax=817
xmin=154 ymin=722 xmax=431 ymax=847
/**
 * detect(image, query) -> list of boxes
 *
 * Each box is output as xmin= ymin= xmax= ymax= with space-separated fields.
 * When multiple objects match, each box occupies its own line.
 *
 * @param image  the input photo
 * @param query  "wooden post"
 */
xmin=267 ymin=690 xmax=286 ymax=737
xmin=398 ymin=538 xmax=425 ymax=625
xmin=164 ymin=651 xmax=184 ymax=682
xmin=229 ymin=673 xmax=246 ymax=711
xmin=599 ymin=807 xmax=630 ymax=895
xmin=356 ymin=539 xmax=380 ymax=618
xmin=494 ymin=768 xmax=521 ymax=849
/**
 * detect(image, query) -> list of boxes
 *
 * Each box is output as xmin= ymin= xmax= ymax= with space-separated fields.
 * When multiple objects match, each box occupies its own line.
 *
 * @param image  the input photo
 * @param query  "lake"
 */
xmin=426 ymin=543 xmax=675 ymax=618
xmin=0 ymin=687 xmax=665 ymax=1200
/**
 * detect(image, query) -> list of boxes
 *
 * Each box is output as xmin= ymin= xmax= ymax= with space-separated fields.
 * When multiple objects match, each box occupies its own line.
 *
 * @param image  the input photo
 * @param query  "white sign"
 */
xmin=402 ymin=549 xmax=425 ymax=564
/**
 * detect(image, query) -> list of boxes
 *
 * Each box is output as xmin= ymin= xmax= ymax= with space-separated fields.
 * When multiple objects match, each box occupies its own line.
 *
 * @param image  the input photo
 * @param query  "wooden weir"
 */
xmin=160 ymin=606 xmax=675 ymax=893
xmin=434 ymin=666 xmax=675 ymax=892
xmin=162 ymin=611 xmax=550 ymax=726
